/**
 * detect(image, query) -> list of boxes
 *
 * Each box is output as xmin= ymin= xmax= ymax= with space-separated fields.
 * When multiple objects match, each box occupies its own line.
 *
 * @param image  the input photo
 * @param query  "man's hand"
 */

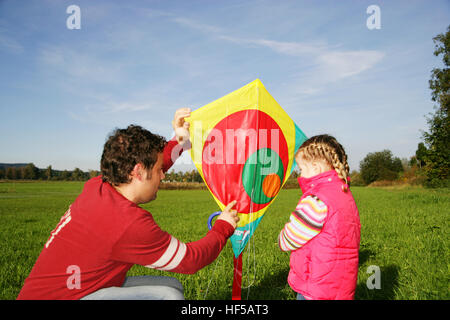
xmin=172 ymin=107 xmax=191 ymax=144
xmin=216 ymin=200 xmax=240 ymax=229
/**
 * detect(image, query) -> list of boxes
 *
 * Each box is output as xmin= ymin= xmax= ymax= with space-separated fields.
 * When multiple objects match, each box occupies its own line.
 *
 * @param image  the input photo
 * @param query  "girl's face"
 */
xmin=297 ymin=160 xmax=318 ymax=178
xmin=295 ymin=152 xmax=332 ymax=178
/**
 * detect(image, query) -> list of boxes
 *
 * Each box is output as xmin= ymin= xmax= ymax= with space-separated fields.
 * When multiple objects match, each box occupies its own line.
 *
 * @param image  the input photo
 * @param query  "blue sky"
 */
xmin=0 ymin=0 xmax=449 ymax=172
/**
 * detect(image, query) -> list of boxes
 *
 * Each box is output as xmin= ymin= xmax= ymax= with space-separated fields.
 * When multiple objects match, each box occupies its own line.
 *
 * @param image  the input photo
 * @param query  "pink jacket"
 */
xmin=288 ymin=170 xmax=361 ymax=300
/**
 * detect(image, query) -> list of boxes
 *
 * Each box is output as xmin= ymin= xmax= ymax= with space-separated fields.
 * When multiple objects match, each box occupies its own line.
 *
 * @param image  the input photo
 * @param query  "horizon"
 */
xmin=1 ymin=0 xmax=449 ymax=173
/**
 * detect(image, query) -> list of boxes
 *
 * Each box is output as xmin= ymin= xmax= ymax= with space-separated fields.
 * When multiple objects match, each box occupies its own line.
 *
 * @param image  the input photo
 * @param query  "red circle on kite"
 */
xmin=201 ymin=109 xmax=289 ymax=214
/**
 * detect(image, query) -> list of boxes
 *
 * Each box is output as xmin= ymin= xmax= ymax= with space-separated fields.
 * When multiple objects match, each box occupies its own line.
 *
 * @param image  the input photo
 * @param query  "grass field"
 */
xmin=0 ymin=181 xmax=448 ymax=300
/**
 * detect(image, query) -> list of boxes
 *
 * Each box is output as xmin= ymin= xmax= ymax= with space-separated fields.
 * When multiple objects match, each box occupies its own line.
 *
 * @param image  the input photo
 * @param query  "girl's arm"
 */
xmin=278 ymin=195 xmax=328 ymax=251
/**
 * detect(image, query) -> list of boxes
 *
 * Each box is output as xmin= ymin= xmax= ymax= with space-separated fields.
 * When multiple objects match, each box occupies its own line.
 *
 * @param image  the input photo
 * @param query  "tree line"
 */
xmin=0 ymin=149 xmax=431 ymax=187
xmin=0 ymin=163 xmax=205 ymax=184
xmin=0 ymin=164 xmax=100 ymax=181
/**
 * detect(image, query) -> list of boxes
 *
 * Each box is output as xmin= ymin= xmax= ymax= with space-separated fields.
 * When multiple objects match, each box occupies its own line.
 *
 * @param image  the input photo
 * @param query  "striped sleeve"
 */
xmin=278 ymin=195 xmax=328 ymax=252
xmin=145 ymin=235 xmax=187 ymax=271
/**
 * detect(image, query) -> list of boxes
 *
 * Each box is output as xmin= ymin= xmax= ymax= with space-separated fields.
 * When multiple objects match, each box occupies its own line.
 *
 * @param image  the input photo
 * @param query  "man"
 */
xmin=17 ymin=108 xmax=239 ymax=300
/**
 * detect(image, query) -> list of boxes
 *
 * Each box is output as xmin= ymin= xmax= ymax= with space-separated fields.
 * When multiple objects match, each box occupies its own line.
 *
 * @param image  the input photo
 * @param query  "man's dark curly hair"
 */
xmin=100 ymin=125 xmax=167 ymax=186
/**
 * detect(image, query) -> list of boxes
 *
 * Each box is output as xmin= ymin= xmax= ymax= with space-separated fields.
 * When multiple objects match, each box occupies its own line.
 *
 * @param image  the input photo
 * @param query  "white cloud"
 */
xmin=172 ymin=16 xmax=385 ymax=94
xmin=220 ymin=36 xmax=329 ymax=56
xmin=220 ymin=35 xmax=384 ymax=82
xmin=171 ymin=17 xmax=223 ymax=34
xmin=107 ymin=102 xmax=152 ymax=113
xmin=317 ymin=50 xmax=385 ymax=80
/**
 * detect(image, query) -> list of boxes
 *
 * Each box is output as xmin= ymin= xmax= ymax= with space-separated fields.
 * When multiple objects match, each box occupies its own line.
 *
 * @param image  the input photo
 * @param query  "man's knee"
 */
xmin=165 ymin=277 xmax=184 ymax=293
xmin=163 ymin=286 xmax=185 ymax=300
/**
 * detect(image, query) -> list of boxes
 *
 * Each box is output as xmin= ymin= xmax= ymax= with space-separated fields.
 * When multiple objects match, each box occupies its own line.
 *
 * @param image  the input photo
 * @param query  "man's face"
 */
xmin=138 ymin=153 xmax=165 ymax=204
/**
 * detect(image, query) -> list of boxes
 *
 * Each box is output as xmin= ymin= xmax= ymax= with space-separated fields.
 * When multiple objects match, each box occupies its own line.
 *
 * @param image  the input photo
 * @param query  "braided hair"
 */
xmin=296 ymin=134 xmax=350 ymax=191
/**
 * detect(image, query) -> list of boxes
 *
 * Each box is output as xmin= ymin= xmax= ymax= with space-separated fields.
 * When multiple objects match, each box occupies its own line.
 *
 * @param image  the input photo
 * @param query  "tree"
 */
xmin=6 ymin=167 xmax=15 ymax=180
xmin=72 ymin=168 xmax=84 ymax=181
xmin=45 ymin=165 xmax=53 ymax=180
xmin=409 ymin=156 xmax=418 ymax=168
xmin=359 ymin=150 xmax=403 ymax=185
xmin=349 ymin=170 xmax=365 ymax=186
xmin=22 ymin=163 xmax=39 ymax=180
xmin=415 ymin=142 xmax=428 ymax=168
xmin=192 ymin=170 xmax=203 ymax=183
xmin=392 ymin=157 xmax=403 ymax=174
xmin=16 ymin=167 xmax=23 ymax=179
xmin=423 ymin=25 xmax=450 ymax=187
xmin=61 ymin=170 xmax=71 ymax=181
xmin=89 ymin=170 xmax=99 ymax=179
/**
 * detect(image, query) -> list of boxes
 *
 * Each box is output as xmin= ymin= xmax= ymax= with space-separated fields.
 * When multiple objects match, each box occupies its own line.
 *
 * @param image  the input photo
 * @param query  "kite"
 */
xmin=186 ymin=79 xmax=307 ymax=299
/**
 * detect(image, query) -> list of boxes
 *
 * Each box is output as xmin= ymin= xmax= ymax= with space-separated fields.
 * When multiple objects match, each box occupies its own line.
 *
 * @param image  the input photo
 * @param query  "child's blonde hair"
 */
xmin=296 ymin=134 xmax=350 ymax=190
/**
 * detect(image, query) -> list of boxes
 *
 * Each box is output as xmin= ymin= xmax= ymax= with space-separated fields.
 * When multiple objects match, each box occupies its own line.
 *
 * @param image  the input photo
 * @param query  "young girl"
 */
xmin=278 ymin=134 xmax=361 ymax=300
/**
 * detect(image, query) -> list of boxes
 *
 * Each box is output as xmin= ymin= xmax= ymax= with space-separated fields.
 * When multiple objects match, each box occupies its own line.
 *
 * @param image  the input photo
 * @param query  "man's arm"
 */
xmin=162 ymin=138 xmax=183 ymax=173
xmin=146 ymin=220 xmax=234 ymax=274
xmin=111 ymin=202 xmax=238 ymax=274
xmin=111 ymin=212 xmax=234 ymax=274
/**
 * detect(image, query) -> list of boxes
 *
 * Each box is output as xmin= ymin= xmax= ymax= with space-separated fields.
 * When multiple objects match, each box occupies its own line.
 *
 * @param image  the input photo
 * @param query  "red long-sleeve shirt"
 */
xmin=17 ymin=139 xmax=233 ymax=300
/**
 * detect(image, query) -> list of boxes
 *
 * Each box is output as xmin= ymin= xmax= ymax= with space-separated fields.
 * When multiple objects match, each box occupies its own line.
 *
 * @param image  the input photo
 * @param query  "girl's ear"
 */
xmin=310 ymin=161 xmax=321 ymax=175
xmin=311 ymin=160 xmax=332 ymax=175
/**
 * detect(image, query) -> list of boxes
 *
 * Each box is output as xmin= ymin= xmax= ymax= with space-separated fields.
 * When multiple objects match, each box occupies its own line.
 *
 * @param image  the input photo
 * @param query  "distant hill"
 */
xmin=0 ymin=163 xmax=29 ymax=170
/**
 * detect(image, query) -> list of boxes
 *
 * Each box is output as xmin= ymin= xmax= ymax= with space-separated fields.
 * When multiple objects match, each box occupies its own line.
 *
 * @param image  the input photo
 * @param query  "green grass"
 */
xmin=0 ymin=181 xmax=448 ymax=300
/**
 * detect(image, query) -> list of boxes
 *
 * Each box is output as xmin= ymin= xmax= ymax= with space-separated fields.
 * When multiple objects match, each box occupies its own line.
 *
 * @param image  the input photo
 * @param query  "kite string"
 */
xmin=203 ymin=202 xmax=258 ymax=299
xmin=203 ymin=245 xmax=222 ymax=299
xmin=241 ymin=211 xmax=257 ymax=290
xmin=239 ymin=88 xmax=260 ymax=297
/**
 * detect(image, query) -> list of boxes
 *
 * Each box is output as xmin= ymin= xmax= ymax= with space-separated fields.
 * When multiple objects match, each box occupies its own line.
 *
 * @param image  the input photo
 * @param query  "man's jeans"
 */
xmin=81 ymin=275 xmax=184 ymax=300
